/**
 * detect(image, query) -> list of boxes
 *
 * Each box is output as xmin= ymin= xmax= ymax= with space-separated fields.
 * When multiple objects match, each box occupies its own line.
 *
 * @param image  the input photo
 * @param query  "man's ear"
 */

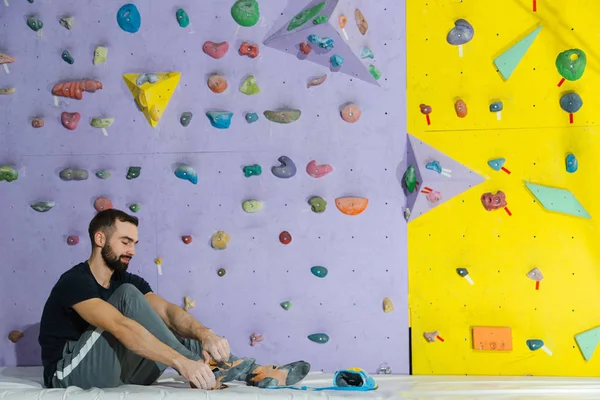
xmin=94 ymin=231 xmax=106 ymax=247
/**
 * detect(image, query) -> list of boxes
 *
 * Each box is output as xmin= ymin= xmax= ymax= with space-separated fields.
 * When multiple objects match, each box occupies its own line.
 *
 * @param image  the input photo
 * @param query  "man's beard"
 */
xmin=101 ymin=243 xmax=131 ymax=275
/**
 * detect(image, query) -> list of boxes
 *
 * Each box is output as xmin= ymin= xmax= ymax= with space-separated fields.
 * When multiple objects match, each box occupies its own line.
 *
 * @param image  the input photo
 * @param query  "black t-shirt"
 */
xmin=38 ymin=261 xmax=153 ymax=388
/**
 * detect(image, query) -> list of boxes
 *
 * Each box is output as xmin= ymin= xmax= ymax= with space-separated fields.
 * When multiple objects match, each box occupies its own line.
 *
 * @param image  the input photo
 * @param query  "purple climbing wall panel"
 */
xmin=0 ymin=0 xmax=408 ymax=375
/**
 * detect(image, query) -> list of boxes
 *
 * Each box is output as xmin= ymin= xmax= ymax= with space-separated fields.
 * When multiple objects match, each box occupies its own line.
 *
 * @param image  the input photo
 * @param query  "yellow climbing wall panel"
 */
xmin=407 ymin=0 xmax=600 ymax=376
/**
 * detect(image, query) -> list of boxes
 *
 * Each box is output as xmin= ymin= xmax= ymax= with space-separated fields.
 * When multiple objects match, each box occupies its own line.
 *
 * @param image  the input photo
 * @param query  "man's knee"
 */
xmin=114 ymin=283 xmax=143 ymax=299
xmin=109 ymin=284 xmax=146 ymax=313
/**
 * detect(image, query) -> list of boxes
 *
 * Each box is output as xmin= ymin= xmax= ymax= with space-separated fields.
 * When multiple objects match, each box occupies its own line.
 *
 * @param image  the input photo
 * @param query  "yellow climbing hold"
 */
xmin=383 ymin=297 xmax=394 ymax=313
xmin=184 ymin=296 xmax=195 ymax=311
xmin=123 ymin=72 xmax=181 ymax=128
xmin=211 ymin=230 xmax=231 ymax=249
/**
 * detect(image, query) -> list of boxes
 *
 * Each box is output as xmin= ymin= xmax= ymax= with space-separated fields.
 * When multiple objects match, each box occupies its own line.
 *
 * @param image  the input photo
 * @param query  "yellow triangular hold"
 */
xmin=123 ymin=72 xmax=181 ymax=128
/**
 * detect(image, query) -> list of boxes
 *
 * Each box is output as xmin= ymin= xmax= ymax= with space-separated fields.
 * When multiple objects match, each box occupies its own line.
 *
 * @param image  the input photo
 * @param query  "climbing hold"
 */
xmin=330 ymin=54 xmax=344 ymax=67
xmin=369 ymin=65 xmax=381 ymax=80
xmin=525 ymin=182 xmax=590 ymax=218
xmin=307 ymin=75 xmax=327 ymax=88
xmin=250 ymin=333 xmax=263 ymax=346
xmin=155 ymin=258 xmax=163 ymax=275
xmin=27 ymin=16 xmax=43 ymax=31
xmin=526 ymin=339 xmax=552 ymax=355
xmin=182 ymin=235 xmax=192 ymax=244
xmin=383 ymin=297 xmax=394 ymax=313
xmin=180 ymin=112 xmax=193 ymax=127
xmin=94 ymin=197 xmax=113 ymax=212
xmin=280 ymin=301 xmax=292 ymax=310
xmin=59 ymin=168 xmax=88 ymax=181
xmin=0 ymin=52 xmax=14 ymax=75
xmin=340 ymin=103 xmax=361 ymax=123
xmin=360 ymin=46 xmax=374 ymax=59
xmin=129 ymin=203 xmax=141 ymax=213
xmin=566 ymin=153 xmax=578 ymax=173
xmin=93 ymin=46 xmax=107 ymax=65
xmin=279 ymin=231 xmax=292 ymax=245
xmin=61 ymin=112 xmax=81 ymax=130
xmin=271 ymin=156 xmax=297 ymax=179
xmin=211 ymin=231 xmax=230 ymax=249
xmin=31 ymin=201 xmax=55 ymax=212
xmin=31 ymin=118 xmax=44 ymax=128
xmin=126 ymin=166 xmax=141 ymax=179
xmin=339 ymin=15 xmax=347 ymax=29
xmin=472 ymin=326 xmax=512 ymax=351
xmin=59 ymin=16 xmax=74 ymax=30
xmin=487 ymin=158 xmax=506 ymax=171
xmin=176 ymin=8 xmax=189 ymax=28
xmin=8 ymin=331 xmax=24 ymax=343
xmin=61 ymin=50 xmax=74 ymax=65
xmin=174 ymin=165 xmax=197 ymax=184
xmin=306 ymin=160 xmax=333 ymax=178
xmin=90 ymin=118 xmax=114 ymax=129
xmin=245 ymin=112 xmax=259 ymax=124
xmin=264 ymin=109 xmax=301 ymax=124
xmin=425 ymin=161 xmax=442 ymax=174
xmin=52 ymin=80 xmax=103 ymax=100
xmin=490 ymin=101 xmax=503 ymax=112
xmin=335 ymin=197 xmax=369 ymax=216
xmin=135 ymin=73 xmax=159 ymax=86
xmin=207 ymin=74 xmax=228 ymax=93
xmin=184 ymin=296 xmax=195 ymax=311
xmin=240 ymin=75 xmax=260 ymax=95
xmin=556 ymin=49 xmax=586 ymax=81
xmin=313 ymin=15 xmax=328 ymax=25
xmin=0 ymin=88 xmax=15 ymax=95
xmin=311 ymin=266 xmax=328 ymax=278
xmin=217 ymin=268 xmax=227 ymax=277
xmin=574 ymin=326 xmax=600 ymax=361
xmin=560 ymin=92 xmax=583 ymax=114
xmin=481 ymin=191 xmax=507 ymax=211
xmin=446 ymin=19 xmax=474 ymax=45
xmin=206 ymin=111 xmax=233 ymax=129
xmin=203 ymin=41 xmax=229 ymax=59
xmin=308 ymin=196 xmax=327 ymax=213
xmin=243 ymin=164 xmax=262 ymax=177
xmin=231 ymin=0 xmax=260 ymax=27
xmin=67 ymin=236 xmax=79 ymax=246
xmin=239 ymin=42 xmax=259 ymax=58
xmin=456 ymin=268 xmax=474 ymax=284
xmin=308 ymin=34 xmax=334 ymax=50
xmin=423 ymin=331 xmax=439 ymax=343
xmin=494 ymin=26 xmax=542 ymax=80
xmin=117 ymin=3 xmax=141 ymax=33
xmin=403 ymin=165 xmax=417 ymax=193
xmin=299 ymin=42 xmax=312 ymax=55
xmin=420 ymin=104 xmax=432 ymax=114
xmin=526 ymin=267 xmax=543 ymax=282
xmin=404 ymin=208 xmax=411 ymax=221
xmin=288 ymin=2 xmax=326 ymax=31
xmin=308 ymin=333 xmax=329 ymax=344
xmin=355 ymin=9 xmax=368 ymax=35
xmin=455 ymin=99 xmax=467 ymax=117
xmin=425 ymin=189 xmax=442 ymax=204
xmin=0 ymin=166 xmax=18 ymax=182
xmin=95 ymin=170 xmax=111 ymax=179
xmin=242 ymin=200 xmax=263 ymax=213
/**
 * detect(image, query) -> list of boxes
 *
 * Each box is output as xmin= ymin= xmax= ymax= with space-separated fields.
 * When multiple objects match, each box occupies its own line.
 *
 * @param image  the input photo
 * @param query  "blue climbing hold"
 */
xmin=426 ymin=161 xmax=442 ymax=174
xmin=174 ymin=164 xmax=198 ymax=184
xmin=245 ymin=112 xmax=259 ymax=124
xmin=117 ymin=4 xmax=141 ymax=33
xmin=489 ymin=101 xmax=503 ymax=112
xmin=360 ymin=46 xmax=374 ymax=59
xmin=206 ymin=111 xmax=233 ymax=129
xmin=566 ymin=153 xmax=578 ymax=173
xmin=310 ymin=265 xmax=328 ymax=278
xmin=488 ymin=158 xmax=506 ymax=171
xmin=330 ymin=54 xmax=344 ymax=67
xmin=308 ymin=34 xmax=334 ymax=50
xmin=560 ymin=92 xmax=583 ymax=114
xmin=308 ymin=333 xmax=329 ymax=344
xmin=526 ymin=339 xmax=544 ymax=351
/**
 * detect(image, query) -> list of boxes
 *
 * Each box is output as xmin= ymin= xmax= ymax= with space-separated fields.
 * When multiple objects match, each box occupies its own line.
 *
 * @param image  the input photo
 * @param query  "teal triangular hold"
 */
xmin=494 ymin=26 xmax=542 ymax=80
xmin=575 ymin=327 xmax=600 ymax=361
xmin=525 ymin=182 xmax=590 ymax=218
xmin=488 ymin=158 xmax=506 ymax=171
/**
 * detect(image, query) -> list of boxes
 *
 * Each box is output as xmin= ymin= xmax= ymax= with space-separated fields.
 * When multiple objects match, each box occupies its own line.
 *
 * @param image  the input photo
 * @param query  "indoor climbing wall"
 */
xmin=407 ymin=0 xmax=600 ymax=376
xmin=0 ymin=0 xmax=409 ymax=374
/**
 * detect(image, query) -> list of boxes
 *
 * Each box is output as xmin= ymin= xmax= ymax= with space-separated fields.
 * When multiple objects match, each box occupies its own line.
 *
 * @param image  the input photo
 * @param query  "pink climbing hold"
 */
xmin=306 ymin=160 xmax=333 ymax=178
xmin=250 ymin=333 xmax=264 ymax=346
xmin=61 ymin=112 xmax=81 ymax=130
xmin=67 ymin=236 xmax=79 ymax=245
xmin=94 ymin=197 xmax=113 ymax=212
xmin=203 ymin=41 xmax=229 ymax=59
xmin=340 ymin=103 xmax=361 ymax=123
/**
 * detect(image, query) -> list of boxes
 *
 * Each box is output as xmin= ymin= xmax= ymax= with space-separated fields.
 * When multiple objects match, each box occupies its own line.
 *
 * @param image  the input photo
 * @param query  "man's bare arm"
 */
xmin=145 ymin=292 xmax=211 ymax=339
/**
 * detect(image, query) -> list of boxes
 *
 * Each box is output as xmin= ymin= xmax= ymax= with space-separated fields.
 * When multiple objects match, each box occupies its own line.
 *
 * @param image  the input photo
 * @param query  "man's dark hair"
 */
xmin=88 ymin=208 xmax=139 ymax=247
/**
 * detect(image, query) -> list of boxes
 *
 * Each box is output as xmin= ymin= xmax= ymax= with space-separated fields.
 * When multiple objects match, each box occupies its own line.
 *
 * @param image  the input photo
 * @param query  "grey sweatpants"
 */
xmin=51 ymin=283 xmax=255 ymax=389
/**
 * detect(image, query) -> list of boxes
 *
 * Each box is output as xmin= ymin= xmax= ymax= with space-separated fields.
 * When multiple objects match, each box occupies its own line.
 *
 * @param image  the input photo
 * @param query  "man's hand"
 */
xmin=174 ymin=358 xmax=216 ymax=390
xmin=197 ymin=329 xmax=230 ymax=362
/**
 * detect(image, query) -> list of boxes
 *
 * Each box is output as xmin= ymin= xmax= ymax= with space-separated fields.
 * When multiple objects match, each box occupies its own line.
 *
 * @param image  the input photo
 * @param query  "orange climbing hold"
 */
xmin=472 ymin=326 xmax=512 ymax=351
xmin=335 ymin=197 xmax=368 ymax=216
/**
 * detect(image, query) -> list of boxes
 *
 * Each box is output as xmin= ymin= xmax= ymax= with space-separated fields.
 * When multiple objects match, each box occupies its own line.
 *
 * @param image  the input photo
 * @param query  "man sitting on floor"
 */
xmin=38 ymin=208 xmax=310 ymax=390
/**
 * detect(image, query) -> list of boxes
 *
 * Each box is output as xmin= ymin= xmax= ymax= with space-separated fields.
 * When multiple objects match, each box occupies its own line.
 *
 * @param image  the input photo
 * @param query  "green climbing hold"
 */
xmin=311 ymin=266 xmax=328 ymax=278
xmin=240 ymin=75 xmax=260 ymax=95
xmin=231 ymin=0 xmax=260 ymax=27
xmin=61 ymin=50 xmax=74 ymax=64
xmin=280 ymin=301 xmax=292 ymax=310
xmin=308 ymin=333 xmax=329 ymax=344
xmin=556 ymin=49 xmax=586 ymax=81
xmin=242 ymin=200 xmax=264 ymax=213
xmin=27 ymin=16 xmax=43 ymax=31
xmin=243 ymin=164 xmax=262 ymax=177
xmin=264 ymin=109 xmax=301 ymax=124
xmin=90 ymin=118 xmax=114 ymax=128
xmin=0 ymin=165 xmax=18 ymax=182
xmin=95 ymin=170 xmax=111 ymax=179
xmin=308 ymin=196 xmax=327 ymax=213
xmin=129 ymin=203 xmax=141 ymax=213
xmin=369 ymin=65 xmax=382 ymax=80
xmin=313 ymin=15 xmax=328 ymax=25
xmin=403 ymin=165 xmax=417 ymax=193
xmin=126 ymin=166 xmax=141 ymax=180
xmin=217 ymin=268 xmax=227 ymax=277
xmin=287 ymin=2 xmax=326 ymax=31
xmin=176 ymin=8 xmax=190 ymax=27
